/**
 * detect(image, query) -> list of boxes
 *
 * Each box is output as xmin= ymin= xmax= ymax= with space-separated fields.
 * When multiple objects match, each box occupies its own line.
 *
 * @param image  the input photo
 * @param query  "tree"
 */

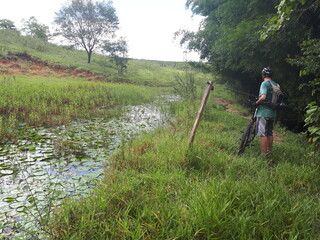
xmin=0 ymin=19 xmax=17 ymax=31
xmin=54 ymin=0 xmax=119 ymax=64
xmin=21 ymin=16 xmax=50 ymax=42
xmin=181 ymin=0 xmax=283 ymax=84
xmin=102 ymin=37 xmax=129 ymax=75
xmin=179 ymin=0 xmax=320 ymax=132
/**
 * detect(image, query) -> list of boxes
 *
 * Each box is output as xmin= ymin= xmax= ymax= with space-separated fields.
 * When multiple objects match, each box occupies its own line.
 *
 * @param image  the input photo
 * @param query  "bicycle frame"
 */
xmin=238 ymin=107 xmax=258 ymax=155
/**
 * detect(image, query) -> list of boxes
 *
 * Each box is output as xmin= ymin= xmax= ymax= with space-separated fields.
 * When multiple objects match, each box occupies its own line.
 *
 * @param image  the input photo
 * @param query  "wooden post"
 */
xmin=188 ymin=81 xmax=214 ymax=149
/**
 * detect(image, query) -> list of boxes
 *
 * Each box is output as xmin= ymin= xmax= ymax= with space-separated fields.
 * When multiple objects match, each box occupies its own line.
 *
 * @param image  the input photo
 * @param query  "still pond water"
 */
xmin=0 ymin=97 xmax=176 ymax=239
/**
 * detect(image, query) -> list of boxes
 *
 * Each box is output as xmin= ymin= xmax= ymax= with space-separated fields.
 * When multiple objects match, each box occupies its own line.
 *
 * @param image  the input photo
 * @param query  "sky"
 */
xmin=0 ymin=0 xmax=203 ymax=62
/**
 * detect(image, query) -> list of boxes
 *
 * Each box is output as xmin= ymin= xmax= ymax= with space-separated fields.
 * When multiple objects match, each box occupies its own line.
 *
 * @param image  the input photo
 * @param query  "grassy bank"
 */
xmin=0 ymin=75 xmax=158 ymax=142
xmin=51 ymin=84 xmax=320 ymax=239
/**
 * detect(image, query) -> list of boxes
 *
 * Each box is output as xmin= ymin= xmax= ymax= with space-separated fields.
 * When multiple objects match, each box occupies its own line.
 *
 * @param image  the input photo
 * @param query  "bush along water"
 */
xmin=50 ymin=84 xmax=320 ymax=239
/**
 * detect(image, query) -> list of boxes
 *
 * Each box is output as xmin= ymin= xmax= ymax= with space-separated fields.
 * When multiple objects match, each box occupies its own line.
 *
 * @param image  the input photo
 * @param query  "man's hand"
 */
xmin=256 ymin=94 xmax=266 ymax=105
xmin=251 ymin=102 xmax=258 ymax=108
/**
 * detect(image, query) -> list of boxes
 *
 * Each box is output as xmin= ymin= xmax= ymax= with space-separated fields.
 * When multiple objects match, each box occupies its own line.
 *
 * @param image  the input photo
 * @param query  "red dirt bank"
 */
xmin=0 ymin=53 xmax=103 ymax=81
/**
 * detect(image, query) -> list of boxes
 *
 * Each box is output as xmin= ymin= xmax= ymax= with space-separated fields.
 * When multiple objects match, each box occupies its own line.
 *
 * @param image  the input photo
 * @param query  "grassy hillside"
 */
xmin=51 ymin=84 xmax=320 ymax=239
xmin=0 ymin=29 xmax=209 ymax=86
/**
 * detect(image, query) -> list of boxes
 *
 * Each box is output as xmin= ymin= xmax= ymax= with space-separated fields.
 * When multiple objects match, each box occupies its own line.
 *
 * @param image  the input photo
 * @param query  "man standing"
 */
xmin=255 ymin=67 xmax=277 ymax=156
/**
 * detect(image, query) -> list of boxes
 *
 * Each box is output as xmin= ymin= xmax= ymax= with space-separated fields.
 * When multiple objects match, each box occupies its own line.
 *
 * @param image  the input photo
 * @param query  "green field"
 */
xmin=1 ymin=29 xmax=319 ymax=239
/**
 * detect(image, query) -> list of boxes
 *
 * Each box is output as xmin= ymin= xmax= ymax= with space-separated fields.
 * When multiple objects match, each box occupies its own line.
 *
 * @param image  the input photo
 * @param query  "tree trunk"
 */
xmin=87 ymin=50 xmax=92 ymax=64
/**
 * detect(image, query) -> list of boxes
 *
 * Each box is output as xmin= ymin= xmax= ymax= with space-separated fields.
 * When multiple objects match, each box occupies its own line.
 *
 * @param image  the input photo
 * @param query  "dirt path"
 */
xmin=214 ymin=97 xmax=249 ymax=118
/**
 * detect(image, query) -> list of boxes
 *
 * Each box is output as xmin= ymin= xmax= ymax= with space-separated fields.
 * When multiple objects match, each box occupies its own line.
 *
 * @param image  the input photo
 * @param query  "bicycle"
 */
xmin=238 ymin=105 xmax=258 ymax=155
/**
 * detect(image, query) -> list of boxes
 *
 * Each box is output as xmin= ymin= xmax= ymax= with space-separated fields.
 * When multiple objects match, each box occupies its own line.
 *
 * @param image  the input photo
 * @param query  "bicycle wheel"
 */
xmin=238 ymin=119 xmax=256 ymax=155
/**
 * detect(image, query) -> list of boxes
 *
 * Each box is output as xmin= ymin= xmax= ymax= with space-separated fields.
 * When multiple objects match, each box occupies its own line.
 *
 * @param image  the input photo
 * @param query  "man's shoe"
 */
xmin=259 ymin=151 xmax=272 ymax=159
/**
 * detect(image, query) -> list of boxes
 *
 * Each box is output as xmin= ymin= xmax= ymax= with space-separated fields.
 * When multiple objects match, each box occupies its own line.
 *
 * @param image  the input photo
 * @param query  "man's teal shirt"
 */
xmin=255 ymin=80 xmax=277 ymax=118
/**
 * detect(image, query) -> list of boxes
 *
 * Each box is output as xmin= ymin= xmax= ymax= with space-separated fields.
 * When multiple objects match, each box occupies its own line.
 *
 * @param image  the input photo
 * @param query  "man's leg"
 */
xmin=267 ymin=136 xmax=273 ymax=153
xmin=257 ymin=118 xmax=268 ymax=154
xmin=257 ymin=117 xmax=275 ymax=155
xmin=260 ymin=136 xmax=268 ymax=154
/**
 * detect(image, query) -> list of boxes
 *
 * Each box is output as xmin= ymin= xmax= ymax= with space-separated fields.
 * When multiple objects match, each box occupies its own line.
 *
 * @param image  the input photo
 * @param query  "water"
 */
xmin=0 ymin=100 xmax=174 ymax=239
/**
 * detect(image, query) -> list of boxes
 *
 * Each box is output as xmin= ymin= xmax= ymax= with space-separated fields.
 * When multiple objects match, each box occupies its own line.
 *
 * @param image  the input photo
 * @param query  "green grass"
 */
xmin=50 ymin=84 xmax=320 ymax=239
xmin=0 ymin=75 xmax=158 ymax=142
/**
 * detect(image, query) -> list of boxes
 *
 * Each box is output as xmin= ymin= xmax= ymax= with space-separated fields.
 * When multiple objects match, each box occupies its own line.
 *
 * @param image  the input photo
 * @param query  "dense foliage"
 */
xmin=182 ymin=0 xmax=320 ymax=138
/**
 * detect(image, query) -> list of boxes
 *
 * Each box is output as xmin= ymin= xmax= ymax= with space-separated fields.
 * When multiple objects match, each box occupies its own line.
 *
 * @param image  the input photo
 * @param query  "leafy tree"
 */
xmin=181 ymin=0 xmax=288 ymax=88
xmin=54 ymin=0 xmax=119 ymax=64
xmin=21 ymin=17 xmax=50 ymax=42
xmin=102 ymin=37 xmax=129 ymax=75
xmin=0 ymin=19 xmax=17 ymax=31
xmin=181 ymin=0 xmax=320 ymax=132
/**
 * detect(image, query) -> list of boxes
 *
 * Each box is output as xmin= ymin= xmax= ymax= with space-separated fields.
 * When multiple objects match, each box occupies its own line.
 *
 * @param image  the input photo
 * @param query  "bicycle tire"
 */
xmin=238 ymin=119 xmax=256 ymax=155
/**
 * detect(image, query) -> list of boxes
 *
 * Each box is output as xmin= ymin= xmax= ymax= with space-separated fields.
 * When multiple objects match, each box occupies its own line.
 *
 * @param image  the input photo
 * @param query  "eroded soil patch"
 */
xmin=0 ymin=53 xmax=103 ymax=81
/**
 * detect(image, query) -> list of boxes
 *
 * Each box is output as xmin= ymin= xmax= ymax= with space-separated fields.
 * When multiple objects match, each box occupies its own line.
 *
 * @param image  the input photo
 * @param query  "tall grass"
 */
xmin=51 ymin=84 xmax=320 ymax=239
xmin=0 ymin=75 xmax=157 ymax=142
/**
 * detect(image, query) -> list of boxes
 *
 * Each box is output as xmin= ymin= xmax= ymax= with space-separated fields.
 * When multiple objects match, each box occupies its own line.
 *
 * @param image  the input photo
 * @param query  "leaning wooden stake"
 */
xmin=188 ymin=81 xmax=214 ymax=149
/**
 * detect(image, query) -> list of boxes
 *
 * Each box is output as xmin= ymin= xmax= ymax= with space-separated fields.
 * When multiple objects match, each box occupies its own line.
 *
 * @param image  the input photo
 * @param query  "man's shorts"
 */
xmin=256 ymin=117 xmax=275 ymax=137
